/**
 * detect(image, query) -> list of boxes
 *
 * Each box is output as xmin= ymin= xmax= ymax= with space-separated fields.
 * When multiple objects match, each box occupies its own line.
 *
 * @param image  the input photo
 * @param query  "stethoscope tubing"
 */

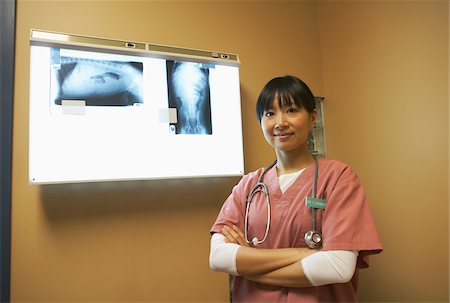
xmin=311 ymin=156 xmax=319 ymax=232
xmin=244 ymin=156 xmax=322 ymax=248
xmin=244 ymin=161 xmax=276 ymax=246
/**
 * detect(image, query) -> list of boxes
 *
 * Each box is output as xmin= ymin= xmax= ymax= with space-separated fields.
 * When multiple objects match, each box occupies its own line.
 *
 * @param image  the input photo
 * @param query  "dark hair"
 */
xmin=256 ymin=75 xmax=316 ymax=123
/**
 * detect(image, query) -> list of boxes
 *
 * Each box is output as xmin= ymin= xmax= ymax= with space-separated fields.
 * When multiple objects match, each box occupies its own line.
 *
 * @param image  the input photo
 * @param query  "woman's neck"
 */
xmin=275 ymin=150 xmax=314 ymax=175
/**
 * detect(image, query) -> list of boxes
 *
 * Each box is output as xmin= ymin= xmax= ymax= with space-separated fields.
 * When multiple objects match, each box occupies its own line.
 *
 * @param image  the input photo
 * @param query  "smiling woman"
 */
xmin=257 ymin=77 xmax=316 ymax=170
xmin=209 ymin=75 xmax=383 ymax=303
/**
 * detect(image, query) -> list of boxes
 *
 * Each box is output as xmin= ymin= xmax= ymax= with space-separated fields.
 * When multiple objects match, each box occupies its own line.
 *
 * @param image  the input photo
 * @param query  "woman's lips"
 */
xmin=274 ymin=132 xmax=292 ymax=139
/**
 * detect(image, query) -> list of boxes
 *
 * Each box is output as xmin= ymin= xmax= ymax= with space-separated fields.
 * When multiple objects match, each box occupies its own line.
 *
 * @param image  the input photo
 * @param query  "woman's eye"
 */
xmin=287 ymin=107 xmax=298 ymax=113
xmin=264 ymin=111 xmax=274 ymax=117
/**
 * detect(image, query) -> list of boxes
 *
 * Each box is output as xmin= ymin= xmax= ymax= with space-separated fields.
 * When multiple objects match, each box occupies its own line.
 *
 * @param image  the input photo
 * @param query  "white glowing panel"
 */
xmin=29 ymin=32 xmax=243 ymax=184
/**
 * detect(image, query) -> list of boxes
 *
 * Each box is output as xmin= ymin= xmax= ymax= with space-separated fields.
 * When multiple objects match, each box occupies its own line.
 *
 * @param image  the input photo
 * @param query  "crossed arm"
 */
xmin=211 ymin=225 xmax=359 ymax=288
xmin=220 ymin=225 xmax=317 ymax=287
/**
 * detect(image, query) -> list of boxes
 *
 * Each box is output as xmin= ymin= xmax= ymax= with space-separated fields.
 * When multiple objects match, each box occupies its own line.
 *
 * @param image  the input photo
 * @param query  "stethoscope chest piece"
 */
xmin=304 ymin=230 xmax=322 ymax=249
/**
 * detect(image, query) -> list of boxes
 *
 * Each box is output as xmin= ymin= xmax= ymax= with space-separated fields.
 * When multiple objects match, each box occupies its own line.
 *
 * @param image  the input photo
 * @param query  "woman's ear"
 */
xmin=309 ymin=109 xmax=317 ymax=128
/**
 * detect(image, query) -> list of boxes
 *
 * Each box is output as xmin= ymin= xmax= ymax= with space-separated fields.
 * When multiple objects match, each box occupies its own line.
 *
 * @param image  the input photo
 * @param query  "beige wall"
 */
xmin=11 ymin=0 xmax=448 ymax=302
xmin=317 ymin=1 xmax=449 ymax=301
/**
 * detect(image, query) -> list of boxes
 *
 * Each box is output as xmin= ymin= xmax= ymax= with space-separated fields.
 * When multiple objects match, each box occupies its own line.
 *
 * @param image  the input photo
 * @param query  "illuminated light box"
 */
xmin=29 ymin=30 xmax=244 ymax=184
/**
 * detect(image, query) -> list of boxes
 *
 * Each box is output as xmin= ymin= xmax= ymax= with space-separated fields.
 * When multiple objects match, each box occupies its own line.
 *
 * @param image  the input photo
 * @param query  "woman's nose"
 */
xmin=275 ymin=113 xmax=288 ymax=128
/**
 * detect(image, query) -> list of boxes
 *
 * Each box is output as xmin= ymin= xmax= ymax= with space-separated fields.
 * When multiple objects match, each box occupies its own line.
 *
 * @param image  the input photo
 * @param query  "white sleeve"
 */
xmin=301 ymin=250 xmax=358 ymax=286
xmin=209 ymin=233 xmax=240 ymax=276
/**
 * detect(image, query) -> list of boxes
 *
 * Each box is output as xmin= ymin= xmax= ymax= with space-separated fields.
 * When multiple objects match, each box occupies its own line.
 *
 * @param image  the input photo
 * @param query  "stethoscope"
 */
xmin=244 ymin=156 xmax=324 ymax=249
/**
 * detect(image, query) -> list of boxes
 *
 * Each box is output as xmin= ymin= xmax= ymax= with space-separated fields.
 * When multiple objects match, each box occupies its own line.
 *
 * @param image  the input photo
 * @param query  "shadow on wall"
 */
xmin=39 ymin=176 xmax=240 ymax=224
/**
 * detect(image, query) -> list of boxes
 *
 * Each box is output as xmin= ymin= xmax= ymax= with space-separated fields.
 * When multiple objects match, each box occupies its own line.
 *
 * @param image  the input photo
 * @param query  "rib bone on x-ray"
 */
xmin=168 ymin=61 xmax=212 ymax=135
xmin=51 ymin=48 xmax=144 ymax=106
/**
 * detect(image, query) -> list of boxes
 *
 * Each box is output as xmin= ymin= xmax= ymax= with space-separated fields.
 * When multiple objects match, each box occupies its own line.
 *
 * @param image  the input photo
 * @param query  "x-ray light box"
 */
xmin=29 ymin=30 xmax=244 ymax=184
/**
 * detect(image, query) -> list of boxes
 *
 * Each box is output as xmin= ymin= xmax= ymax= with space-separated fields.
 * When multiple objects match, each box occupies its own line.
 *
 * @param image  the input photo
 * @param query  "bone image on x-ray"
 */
xmin=168 ymin=61 xmax=212 ymax=134
xmin=52 ymin=51 xmax=144 ymax=106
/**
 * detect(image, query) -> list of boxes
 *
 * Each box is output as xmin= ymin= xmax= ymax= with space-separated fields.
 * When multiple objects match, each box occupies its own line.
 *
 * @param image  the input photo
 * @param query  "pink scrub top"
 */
xmin=210 ymin=158 xmax=382 ymax=302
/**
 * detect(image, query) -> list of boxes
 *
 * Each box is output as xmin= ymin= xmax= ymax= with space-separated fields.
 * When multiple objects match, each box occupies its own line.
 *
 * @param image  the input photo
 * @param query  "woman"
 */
xmin=209 ymin=76 xmax=382 ymax=302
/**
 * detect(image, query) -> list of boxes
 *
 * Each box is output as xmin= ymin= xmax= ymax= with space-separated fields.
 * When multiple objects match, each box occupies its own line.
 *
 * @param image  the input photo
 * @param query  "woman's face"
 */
xmin=260 ymin=98 xmax=316 ymax=155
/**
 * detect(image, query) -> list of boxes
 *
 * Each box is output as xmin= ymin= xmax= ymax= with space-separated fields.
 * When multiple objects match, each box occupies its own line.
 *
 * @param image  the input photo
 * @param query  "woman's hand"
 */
xmin=221 ymin=225 xmax=250 ymax=247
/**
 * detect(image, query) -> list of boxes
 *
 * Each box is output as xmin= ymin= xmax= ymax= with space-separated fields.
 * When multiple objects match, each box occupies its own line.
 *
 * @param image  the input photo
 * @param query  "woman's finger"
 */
xmin=232 ymin=225 xmax=250 ymax=247
xmin=226 ymin=226 xmax=242 ymax=244
xmin=222 ymin=226 xmax=238 ymax=244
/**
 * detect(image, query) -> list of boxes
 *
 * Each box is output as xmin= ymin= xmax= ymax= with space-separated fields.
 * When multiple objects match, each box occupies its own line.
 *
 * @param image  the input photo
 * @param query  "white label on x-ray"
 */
xmin=61 ymin=100 xmax=86 ymax=115
xmin=158 ymin=108 xmax=177 ymax=123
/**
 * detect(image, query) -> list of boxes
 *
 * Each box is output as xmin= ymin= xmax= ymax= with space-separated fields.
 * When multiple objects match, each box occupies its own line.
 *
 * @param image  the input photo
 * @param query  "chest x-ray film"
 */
xmin=29 ymin=30 xmax=243 ymax=184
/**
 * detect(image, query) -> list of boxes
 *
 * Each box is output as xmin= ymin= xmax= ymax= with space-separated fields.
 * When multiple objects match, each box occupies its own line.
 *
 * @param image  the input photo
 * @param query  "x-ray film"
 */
xmin=166 ymin=61 xmax=212 ymax=135
xmin=51 ymin=48 xmax=144 ymax=106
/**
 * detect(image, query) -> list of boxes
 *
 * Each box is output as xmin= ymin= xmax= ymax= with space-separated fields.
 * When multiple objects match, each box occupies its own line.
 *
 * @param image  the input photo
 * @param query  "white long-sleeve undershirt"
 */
xmin=209 ymin=233 xmax=240 ymax=276
xmin=301 ymin=249 xmax=358 ymax=286
xmin=209 ymin=233 xmax=358 ymax=286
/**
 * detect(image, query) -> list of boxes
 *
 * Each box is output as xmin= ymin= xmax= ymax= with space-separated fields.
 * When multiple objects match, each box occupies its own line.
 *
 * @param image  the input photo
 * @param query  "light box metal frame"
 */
xmin=30 ymin=29 xmax=240 ymax=67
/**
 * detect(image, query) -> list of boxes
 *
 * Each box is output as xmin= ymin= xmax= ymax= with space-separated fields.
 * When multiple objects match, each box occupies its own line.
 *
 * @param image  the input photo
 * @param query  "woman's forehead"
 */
xmin=269 ymin=94 xmax=297 ymax=108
